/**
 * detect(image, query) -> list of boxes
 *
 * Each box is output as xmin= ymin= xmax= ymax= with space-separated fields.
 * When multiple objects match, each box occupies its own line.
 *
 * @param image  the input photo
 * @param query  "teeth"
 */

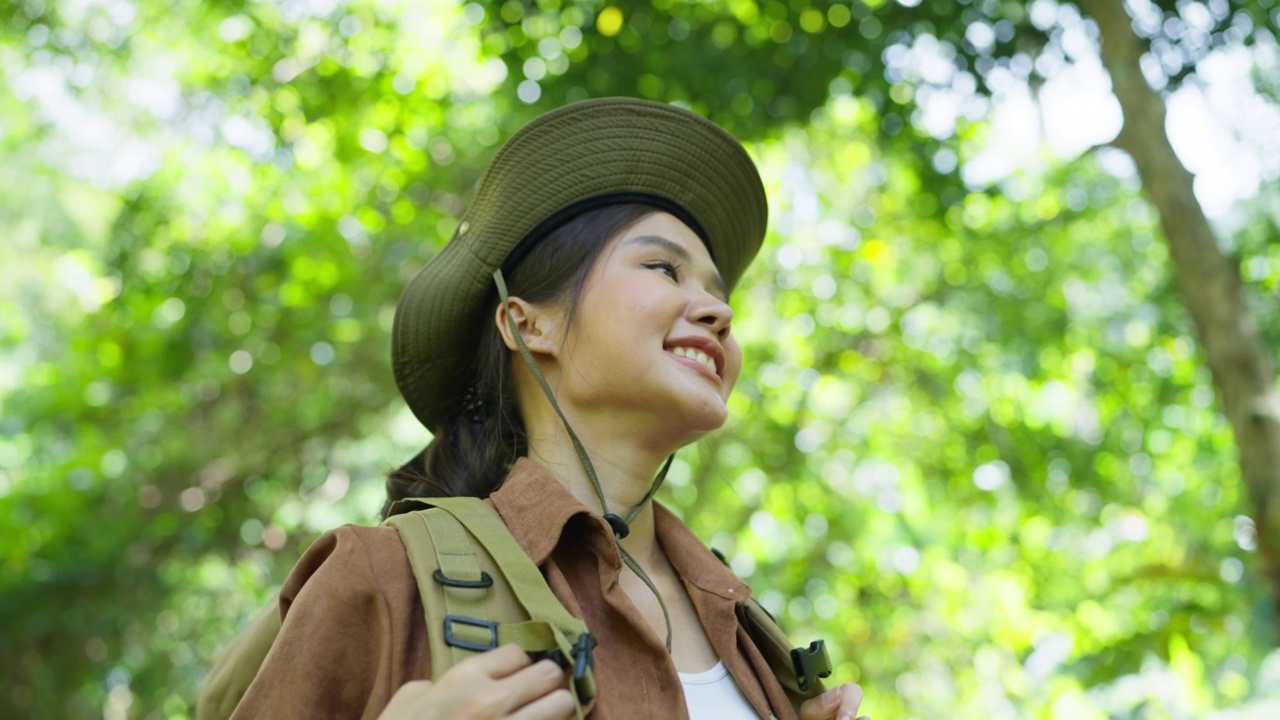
xmin=672 ymin=346 xmax=717 ymax=376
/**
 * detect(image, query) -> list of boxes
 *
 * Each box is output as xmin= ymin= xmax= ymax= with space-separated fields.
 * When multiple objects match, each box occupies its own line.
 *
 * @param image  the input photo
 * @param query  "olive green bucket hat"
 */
xmin=392 ymin=97 xmax=768 ymax=432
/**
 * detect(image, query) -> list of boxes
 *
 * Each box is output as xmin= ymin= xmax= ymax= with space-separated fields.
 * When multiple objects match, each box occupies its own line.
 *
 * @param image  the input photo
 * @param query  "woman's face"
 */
xmin=552 ymin=212 xmax=742 ymax=437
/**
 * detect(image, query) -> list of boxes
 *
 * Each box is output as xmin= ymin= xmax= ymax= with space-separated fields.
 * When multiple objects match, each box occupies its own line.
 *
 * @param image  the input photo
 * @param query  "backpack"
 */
xmin=196 ymin=497 xmax=831 ymax=720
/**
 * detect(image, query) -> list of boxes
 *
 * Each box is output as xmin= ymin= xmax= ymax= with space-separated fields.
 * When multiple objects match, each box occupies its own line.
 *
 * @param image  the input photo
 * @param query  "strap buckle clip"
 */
xmin=790 ymin=640 xmax=832 ymax=692
xmin=443 ymin=615 xmax=499 ymax=652
xmin=570 ymin=633 xmax=597 ymax=701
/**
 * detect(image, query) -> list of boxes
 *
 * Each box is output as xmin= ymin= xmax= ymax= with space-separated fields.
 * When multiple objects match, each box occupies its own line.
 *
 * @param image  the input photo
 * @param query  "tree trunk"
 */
xmin=1079 ymin=0 xmax=1280 ymax=639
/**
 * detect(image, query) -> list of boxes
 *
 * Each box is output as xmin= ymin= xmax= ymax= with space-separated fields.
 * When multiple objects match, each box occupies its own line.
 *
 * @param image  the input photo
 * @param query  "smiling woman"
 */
xmin=204 ymin=98 xmax=867 ymax=720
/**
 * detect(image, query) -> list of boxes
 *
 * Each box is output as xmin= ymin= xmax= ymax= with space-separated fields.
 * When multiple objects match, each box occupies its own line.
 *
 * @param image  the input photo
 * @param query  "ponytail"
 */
xmin=380 ymin=407 xmax=520 ymax=517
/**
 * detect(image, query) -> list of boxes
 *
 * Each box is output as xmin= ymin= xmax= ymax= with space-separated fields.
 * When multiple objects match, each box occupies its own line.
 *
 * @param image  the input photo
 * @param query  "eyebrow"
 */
xmin=626 ymin=235 xmax=729 ymax=300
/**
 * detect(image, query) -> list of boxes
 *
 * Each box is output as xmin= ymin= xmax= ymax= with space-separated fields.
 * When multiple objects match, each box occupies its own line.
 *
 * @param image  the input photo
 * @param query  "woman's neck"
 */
xmin=523 ymin=422 xmax=670 ymax=566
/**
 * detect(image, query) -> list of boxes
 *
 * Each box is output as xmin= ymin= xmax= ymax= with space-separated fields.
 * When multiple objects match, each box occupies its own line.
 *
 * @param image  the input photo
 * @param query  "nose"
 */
xmin=690 ymin=290 xmax=733 ymax=340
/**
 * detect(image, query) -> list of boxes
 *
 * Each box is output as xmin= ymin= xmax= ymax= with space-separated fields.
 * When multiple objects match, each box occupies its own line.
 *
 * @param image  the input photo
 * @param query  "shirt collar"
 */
xmin=653 ymin=502 xmax=752 ymax=601
xmin=488 ymin=456 xmax=606 ymax=566
xmin=489 ymin=457 xmax=752 ymax=601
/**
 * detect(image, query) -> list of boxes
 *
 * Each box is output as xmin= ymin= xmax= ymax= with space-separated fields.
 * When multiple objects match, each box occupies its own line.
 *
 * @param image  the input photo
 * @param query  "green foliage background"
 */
xmin=2 ymin=0 xmax=1279 ymax=717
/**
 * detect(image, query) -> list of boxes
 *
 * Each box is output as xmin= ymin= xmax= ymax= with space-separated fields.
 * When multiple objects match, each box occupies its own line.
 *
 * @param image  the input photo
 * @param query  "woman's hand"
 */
xmin=799 ymin=682 xmax=869 ymax=720
xmin=377 ymin=644 xmax=575 ymax=720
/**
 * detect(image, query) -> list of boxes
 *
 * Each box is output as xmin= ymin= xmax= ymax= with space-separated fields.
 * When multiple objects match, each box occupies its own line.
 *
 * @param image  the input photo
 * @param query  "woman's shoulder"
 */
xmin=280 ymin=524 xmax=416 ymax=610
xmin=230 ymin=524 xmax=429 ymax=717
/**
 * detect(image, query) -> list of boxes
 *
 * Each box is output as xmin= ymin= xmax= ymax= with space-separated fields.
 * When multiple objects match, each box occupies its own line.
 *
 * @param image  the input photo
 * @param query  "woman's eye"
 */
xmin=645 ymin=261 xmax=680 ymax=281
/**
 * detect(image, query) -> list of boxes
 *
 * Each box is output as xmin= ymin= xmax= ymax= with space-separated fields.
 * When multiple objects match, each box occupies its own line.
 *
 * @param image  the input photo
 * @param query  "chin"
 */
xmin=669 ymin=424 xmax=719 ymax=451
xmin=672 ymin=397 xmax=730 ymax=435
xmin=651 ymin=406 xmax=729 ymax=455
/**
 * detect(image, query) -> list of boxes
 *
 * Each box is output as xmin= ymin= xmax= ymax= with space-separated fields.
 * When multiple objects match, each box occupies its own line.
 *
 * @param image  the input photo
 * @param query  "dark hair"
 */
xmin=381 ymin=203 xmax=659 ymax=518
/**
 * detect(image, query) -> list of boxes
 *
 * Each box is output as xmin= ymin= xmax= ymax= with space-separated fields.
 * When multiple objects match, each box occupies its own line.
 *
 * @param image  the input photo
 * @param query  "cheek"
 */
xmin=572 ymin=298 xmax=648 ymax=373
xmin=721 ymin=337 xmax=744 ymax=395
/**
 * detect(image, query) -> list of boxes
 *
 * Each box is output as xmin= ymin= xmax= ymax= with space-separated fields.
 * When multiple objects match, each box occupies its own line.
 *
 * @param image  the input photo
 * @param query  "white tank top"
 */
xmin=678 ymin=660 xmax=760 ymax=719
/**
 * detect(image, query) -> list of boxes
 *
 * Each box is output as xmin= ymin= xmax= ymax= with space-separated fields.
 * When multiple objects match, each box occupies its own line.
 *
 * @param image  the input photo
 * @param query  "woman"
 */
xmin=228 ymin=98 xmax=867 ymax=720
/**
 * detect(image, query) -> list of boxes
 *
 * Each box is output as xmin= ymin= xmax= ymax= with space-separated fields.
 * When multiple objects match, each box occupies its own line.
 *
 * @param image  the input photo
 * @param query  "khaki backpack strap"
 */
xmin=708 ymin=547 xmax=832 ymax=712
xmin=386 ymin=499 xmax=596 ymax=716
xmin=424 ymin=498 xmax=597 ymax=704
xmin=387 ymin=508 xmax=489 ymax=667
xmin=385 ymin=509 xmax=458 ymax=674
xmin=426 ymin=498 xmax=588 ymax=634
xmin=742 ymin=599 xmax=832 ymax=712
xmin=387 ymin=508 xmax=570 ymax=657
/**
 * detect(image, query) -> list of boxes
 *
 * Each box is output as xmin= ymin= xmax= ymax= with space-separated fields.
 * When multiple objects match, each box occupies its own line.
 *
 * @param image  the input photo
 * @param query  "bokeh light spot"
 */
xmin=597 ymin=7 xmax=624 ymax=37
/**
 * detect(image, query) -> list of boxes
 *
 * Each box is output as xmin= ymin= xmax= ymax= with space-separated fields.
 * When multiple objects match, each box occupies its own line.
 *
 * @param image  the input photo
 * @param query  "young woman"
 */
xmin=227 ymin=98 xmax=867 ymax=720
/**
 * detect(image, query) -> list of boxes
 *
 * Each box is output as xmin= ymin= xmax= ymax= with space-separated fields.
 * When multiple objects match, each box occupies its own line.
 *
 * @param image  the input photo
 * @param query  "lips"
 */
xmin=663 ymin=336 xmax=725 ymax=379
xmin=670 ymin=346 xmax=717 ymax=376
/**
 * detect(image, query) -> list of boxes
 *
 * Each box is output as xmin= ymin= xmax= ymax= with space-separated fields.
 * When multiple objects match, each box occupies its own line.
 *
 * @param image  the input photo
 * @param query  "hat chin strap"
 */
xmin=493 ymin=269 xmax=674 ymax=652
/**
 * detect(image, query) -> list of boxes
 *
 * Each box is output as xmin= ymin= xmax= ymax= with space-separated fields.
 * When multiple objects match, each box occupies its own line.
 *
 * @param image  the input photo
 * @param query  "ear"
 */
xmin=494 ymin=296 xmax=562 ymax=359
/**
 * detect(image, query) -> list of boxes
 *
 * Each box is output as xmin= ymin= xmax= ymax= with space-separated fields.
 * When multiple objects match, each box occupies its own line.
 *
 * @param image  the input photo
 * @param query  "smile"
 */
xmin=667 ymin=346 xmax=720 ymax=381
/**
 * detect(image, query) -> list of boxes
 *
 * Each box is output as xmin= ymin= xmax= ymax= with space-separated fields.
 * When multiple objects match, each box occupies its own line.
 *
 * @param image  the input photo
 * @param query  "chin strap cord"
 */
xmin=494 ymin=269 xmax=674 ymax=651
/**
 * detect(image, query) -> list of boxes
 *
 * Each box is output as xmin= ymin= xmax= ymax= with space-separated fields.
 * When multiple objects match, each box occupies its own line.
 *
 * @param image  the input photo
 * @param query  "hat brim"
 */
xmin=392 ymin=98 xmax=767 ymax=432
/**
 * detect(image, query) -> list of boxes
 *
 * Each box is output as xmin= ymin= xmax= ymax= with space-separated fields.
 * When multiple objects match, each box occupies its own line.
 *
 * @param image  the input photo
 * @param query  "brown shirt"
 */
xmin=231 ymin=458 xmax=795 ymax=719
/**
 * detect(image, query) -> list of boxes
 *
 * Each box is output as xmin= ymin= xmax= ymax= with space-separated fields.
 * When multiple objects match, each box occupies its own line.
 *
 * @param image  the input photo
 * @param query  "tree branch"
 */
xmin=1078 ymin=0 xmax=1280 ymax=640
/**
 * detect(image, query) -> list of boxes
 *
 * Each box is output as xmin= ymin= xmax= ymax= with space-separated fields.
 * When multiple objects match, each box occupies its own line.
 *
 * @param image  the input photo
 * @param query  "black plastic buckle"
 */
xmin=790 ymin=640 xmax=832 ymax=692
xmin=532 ymin=632 xmax=597 ymax=701
xmin=443 ymin=615 xmax=499 ymax=652
xmin=432 ymin=568 xmax=494 ymax=589
xmin=570 ymin=633 xmax=597 ymax=701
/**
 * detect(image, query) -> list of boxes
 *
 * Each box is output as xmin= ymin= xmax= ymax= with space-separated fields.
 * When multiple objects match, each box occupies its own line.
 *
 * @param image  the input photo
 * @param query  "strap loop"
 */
xmin=443 ymin=615 xmax=500 ymax=652
xmin=433 ymin=568 xmax=494 ymax=589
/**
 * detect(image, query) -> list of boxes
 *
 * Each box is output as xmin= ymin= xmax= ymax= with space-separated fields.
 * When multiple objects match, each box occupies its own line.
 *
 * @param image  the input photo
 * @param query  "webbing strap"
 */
xmin=495 ymin=619 xmax=559 ymax=650
xmin=492 ymin=270 xmax=609 ymax=514
xmin=385 ymin=509 xmax=454 ymax=674
xmin=425 ymin=498 xmax=587 ymax=635
xmin=389 ymin=509 xmax=569 ymax=657
xmin=418 ymin=510 xmax=491 ymax=666
xmin=742 ymin=599 xmax=829 ymax=710
xmin=426 ymin=498 xmax=597 ymax=705
xmin=386 ymin=499 xmax=595 ymax=716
